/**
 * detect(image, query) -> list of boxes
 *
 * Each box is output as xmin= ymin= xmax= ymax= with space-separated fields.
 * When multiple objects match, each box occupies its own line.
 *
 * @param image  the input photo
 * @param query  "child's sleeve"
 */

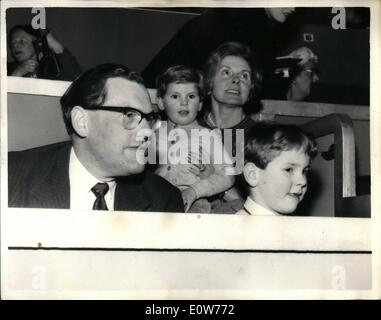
xmin=190 ymin=130 xmax=235 ymax=199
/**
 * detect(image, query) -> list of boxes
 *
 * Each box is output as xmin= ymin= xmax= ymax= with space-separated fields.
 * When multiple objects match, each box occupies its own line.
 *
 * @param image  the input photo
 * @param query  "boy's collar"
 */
xmin=243 ymin=197 xmax=280 ymax=216
xmin=168 ymin=120 xmax=199 ymax=130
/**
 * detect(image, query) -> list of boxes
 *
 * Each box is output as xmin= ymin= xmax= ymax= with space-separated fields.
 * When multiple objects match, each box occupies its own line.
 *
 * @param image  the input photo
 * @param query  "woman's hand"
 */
xmin=186 ymin=151 xmax=214 ymax=179
xmin=182 ymin=187 xmax=197 ymax=212
xmin=188 ymin=163 xmax=214 ymax=179
xmin=11 ymin=59 xmax=38 ymax=77
xmin=46 ymin=32 xmax=64 ymax=54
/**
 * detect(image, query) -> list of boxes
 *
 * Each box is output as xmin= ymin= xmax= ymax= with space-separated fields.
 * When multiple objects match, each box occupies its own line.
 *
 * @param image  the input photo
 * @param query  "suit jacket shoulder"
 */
xmin=8 ymin=141 xmax=71 ymax=208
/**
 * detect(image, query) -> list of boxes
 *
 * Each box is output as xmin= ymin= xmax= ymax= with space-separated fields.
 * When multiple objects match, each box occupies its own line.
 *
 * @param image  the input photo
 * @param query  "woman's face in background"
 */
xmin=211 ymin=55 xmax=252 ymax=108
xmin=10 ymin=29 xmax=37 ymax=63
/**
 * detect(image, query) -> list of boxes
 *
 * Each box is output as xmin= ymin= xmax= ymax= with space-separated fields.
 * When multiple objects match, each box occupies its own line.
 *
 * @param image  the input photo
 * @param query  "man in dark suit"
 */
xmin=8 ymin=63 xmax=184 ymax=212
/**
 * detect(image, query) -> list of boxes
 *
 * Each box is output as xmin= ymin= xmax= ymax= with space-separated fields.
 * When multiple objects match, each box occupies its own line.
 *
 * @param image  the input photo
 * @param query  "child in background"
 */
xmin=155 ymin=65 xmax=235 ymax=213
xmin=237 ymin=122 xmax=317 ymax=215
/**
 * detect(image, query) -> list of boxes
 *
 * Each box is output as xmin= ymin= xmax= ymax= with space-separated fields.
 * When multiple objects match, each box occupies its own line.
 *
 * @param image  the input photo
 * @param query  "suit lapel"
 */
xmin=114 ymin=173 xmax=152 ymax=211
xmin=29 ymin=143 xmax=71 ymax=209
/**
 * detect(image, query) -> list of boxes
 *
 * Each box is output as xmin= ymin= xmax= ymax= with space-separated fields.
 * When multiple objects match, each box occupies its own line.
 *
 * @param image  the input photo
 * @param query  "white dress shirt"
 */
xmin=69 ymin=148 xmax=116 ymax=211
xmin=236 ymin=197 xmax=278 ymax=216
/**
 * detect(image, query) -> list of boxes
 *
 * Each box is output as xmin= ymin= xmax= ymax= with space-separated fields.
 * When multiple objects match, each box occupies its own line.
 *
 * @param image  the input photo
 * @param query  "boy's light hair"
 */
xmin=156 ymin=65 xmax=204 ymax=99
xmin=245 ymin=121 xmax=318 ymax=169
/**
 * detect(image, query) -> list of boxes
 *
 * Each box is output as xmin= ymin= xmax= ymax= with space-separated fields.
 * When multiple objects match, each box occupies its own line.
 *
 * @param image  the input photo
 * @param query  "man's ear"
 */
xmin=71 ymin=106 xmax=89 ymax=138
xmin=157 ymin=98 xmax=165 ymax=111
xmin=243 ymin=162 xmax=260 ymax=188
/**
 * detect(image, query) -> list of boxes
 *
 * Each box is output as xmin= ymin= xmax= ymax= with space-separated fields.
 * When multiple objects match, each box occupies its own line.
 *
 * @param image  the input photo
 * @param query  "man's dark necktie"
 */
xmin=91 ymin=183 xmax=109 ymax=210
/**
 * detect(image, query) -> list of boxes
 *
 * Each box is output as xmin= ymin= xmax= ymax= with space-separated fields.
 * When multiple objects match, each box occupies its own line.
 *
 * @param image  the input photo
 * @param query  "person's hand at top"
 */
xmin=265 ymin=8 xmax=296 ymax=23
xmin=46 ymin=32 xmax=64 ymax=54
xmin=289 ymin=47 xmax=318 ymax=66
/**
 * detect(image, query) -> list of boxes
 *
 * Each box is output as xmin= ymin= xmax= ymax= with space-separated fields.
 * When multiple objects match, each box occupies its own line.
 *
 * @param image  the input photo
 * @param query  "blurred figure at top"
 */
xmin=142 ymin=7 xmax=318 ymax=102
xmin=265 ymin=7 xmax=295 ymax=23
xmin=142 ymin=8 xmax=297 ymax=87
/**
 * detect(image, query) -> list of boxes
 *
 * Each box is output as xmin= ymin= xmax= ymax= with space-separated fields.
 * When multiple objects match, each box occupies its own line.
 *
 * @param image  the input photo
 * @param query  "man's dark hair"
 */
xmin=156 ymin=65 xmax=204 ymax=99
xmin=60 ymin=63 xmax=145 ymax=135
xmin=245 ymin=121 xmax=318 ymax=169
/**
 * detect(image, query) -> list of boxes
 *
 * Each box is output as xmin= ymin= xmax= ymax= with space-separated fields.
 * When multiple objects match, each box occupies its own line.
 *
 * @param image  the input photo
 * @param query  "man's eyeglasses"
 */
xmin=82 ymin=106 xmax=161 ymax=130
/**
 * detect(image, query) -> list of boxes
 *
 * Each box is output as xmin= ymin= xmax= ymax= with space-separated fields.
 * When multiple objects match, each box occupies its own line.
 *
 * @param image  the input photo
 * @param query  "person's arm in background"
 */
xmin=285 ymin=47 xmax=319 ymax=101
xmin=46 ymin=32 xmax=82 ymax=81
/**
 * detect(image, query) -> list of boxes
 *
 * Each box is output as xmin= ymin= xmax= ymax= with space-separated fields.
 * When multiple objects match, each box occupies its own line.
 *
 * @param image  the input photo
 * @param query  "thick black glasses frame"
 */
xmin=82 ymin=106 xmax=161 ymax=123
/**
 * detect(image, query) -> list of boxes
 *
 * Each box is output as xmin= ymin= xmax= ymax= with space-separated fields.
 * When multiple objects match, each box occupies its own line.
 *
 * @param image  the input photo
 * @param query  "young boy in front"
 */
xmin=237 ymin=122 xmax=317 ymax=215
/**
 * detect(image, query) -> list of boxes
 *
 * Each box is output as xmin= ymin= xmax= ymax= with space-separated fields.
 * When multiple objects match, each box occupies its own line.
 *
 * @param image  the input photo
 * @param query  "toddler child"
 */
xmin=155 ymin=65 xmax=235 ymax=213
